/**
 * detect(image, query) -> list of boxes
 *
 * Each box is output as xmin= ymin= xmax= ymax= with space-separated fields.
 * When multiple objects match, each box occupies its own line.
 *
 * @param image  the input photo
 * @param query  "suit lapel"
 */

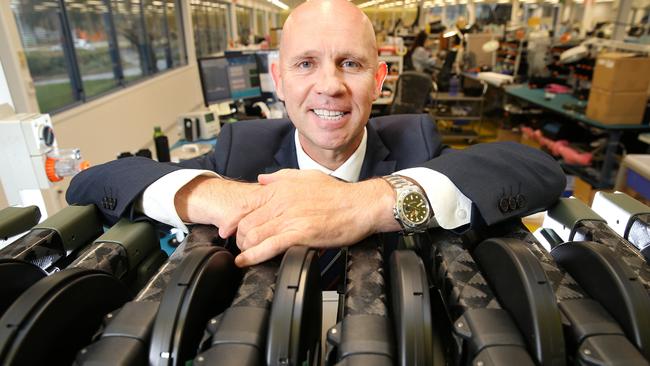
xmin=264 ymin=126 xmax=299 ymax=174
xmin=359 ymin=123 xmax=396 ymax=179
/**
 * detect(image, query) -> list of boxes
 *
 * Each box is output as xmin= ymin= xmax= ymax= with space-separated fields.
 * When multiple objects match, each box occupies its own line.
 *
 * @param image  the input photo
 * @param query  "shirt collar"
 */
xmin=294 ymin=128 xmax=368 ymax=183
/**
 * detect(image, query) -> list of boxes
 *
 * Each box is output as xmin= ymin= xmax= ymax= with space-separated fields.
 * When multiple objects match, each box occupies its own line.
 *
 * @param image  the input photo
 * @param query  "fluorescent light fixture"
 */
xmin=270 ymin=0 xmax=289 ymax=10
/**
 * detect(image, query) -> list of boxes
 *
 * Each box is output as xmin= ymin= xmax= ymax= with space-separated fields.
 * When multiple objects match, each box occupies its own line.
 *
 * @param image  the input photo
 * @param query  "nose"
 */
xmin=314 ymin=63 xmax=345 ymax=96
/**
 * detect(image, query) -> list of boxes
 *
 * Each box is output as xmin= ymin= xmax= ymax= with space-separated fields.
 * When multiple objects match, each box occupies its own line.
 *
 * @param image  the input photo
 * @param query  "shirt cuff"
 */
xmin=137 ymin=169 xmax=220 ymax=233
xmin=396 ymin=167 xmax=473 ymax=229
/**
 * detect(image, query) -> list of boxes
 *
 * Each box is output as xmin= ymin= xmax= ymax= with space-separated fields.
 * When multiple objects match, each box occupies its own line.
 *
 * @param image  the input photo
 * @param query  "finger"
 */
xmin=218 ymin=211 xmax=248 ymax=239
xmin=236 ymin=204 xmax=278 ymax=249
xmin=218 ymin=222 xmax=237 ymax=239
xmin=235 ymin=232 xmax=300 ymax=267
xmin=258 ymin=168 xmax=299 ymax=185
xmin=238 ymin=216 xmax=285 ymax=251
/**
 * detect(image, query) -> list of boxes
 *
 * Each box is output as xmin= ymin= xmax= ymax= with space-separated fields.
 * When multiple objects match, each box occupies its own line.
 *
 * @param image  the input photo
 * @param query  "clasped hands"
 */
xmin=174 ymin=169 xmax=399 ymax=267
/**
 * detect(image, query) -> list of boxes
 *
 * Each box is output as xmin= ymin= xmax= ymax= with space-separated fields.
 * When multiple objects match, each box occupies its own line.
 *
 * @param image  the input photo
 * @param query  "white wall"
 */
xmin=0 ymin=61 xmax=14 ymax=110
xmin=53 ymin=65 xmax=204 ymax=165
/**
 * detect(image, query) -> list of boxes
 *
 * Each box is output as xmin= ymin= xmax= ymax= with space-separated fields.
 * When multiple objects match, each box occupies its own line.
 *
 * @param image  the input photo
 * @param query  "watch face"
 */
xmin=400 ymin=191 xmax=430 ymax=226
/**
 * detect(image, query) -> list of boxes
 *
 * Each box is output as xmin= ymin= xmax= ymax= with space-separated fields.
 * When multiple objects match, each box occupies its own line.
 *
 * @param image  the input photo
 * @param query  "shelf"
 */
xmin=432 ymin=116 xmax=482 ymax=121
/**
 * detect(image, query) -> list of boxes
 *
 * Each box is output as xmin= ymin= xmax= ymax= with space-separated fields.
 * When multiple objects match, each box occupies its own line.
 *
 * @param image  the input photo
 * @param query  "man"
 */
xmin=66 ymin=0 xmax=565 ymax=271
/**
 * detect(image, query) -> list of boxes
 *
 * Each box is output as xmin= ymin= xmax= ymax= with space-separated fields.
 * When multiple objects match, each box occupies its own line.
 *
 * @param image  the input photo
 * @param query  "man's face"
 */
xmin=272 ymin=8 xmax=387 ymax=160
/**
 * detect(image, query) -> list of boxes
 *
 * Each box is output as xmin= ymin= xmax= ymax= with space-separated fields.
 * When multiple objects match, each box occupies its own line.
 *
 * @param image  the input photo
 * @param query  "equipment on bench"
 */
xmin=266 ymin=246 xmax=322 ymax=366
xmin=592 ymin=192 xmax=650 ymax=262
xmin=326 ymin=237 xmax=395 ymax=366
xmin=0 ymin=205 xmax=41 ymax=243
xmin=0 ymin=218 xmax=167 ymax=365
xmin=75 ymin=225 xmax=238 ymax=366
xmin=0 ymin=205 xmax=102 ymax=314
xmin=431 ymin=228 xmax=538 ymax=366
xmin=542 ymin=198 xmax=650 ymax=359
xmin=494 ymin=221 xmax=649 ymax=365
xmin=194 ymin=260 xmax=279 ymax=366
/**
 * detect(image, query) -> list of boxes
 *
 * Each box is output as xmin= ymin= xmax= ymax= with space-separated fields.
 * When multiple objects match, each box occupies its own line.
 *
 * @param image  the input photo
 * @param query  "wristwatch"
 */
xmin=382 ymin=174 xmax=433 ymax=234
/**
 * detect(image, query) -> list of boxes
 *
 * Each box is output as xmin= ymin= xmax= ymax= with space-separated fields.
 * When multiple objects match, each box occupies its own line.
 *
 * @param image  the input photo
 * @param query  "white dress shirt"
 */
xmin=139 ymin=127 xmax=472 ymax=232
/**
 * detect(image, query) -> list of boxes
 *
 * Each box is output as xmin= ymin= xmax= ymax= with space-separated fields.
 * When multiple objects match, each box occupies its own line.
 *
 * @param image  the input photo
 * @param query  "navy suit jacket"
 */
xmin=66 ymin=114 xmax=565 ymax=228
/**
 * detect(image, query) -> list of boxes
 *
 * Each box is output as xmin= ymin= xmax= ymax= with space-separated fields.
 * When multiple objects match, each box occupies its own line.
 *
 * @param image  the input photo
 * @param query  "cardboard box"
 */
xmin=586 ymin=87 xmax=648 ymax=125
xmin=592 ymin=53 xmax=650 ymax=93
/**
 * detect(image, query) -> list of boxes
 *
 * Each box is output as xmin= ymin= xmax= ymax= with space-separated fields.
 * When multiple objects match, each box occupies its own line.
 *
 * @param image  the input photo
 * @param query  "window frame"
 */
xmin=12 ymin=0 xmax=188 ymax=115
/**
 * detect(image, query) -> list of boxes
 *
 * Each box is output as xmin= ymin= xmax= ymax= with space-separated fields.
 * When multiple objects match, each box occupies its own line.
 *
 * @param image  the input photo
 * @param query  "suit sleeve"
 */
xmin=419 ymin=140 xmax=566 ymax=227
xmin=65 ymin=123 xmax=235 ymax=224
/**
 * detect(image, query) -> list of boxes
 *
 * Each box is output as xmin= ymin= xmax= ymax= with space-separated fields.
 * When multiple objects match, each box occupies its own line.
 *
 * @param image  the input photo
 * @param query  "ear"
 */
xmin=372 ymin=61 xmax=388 ymax=100
xmin=270 ymin=62 xmax=285 ymax=101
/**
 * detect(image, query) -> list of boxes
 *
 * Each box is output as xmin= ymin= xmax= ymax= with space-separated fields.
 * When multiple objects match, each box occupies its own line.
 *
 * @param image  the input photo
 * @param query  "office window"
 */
xmin=191 ymin=0 xmax=230 ymax=58
xmin=10 ymin=0 xmax=186 ymax=114
xmin=165 ymin=0 xmax=185 ymax=68
xmin=65 ymin=1 xmax=118 ymax=98
xmin=111 ymin=0 xmax=147 ymax=84
xmin=255 ymin=9 xmax=266 ymax=38
xmin=236 ymin=5 xmax=253 ymax=45
xmin=144 ymin=0 xmax=175 ymax=73
xmin=475 ymin=4 xmax=512 ymax=25
xmin=11 ymin=1 xmax=75 ymax=112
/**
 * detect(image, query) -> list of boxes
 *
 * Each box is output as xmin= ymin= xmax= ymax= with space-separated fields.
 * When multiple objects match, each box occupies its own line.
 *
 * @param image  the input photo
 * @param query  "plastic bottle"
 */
xmin=449 ymin=75 xmax=460 ymax=96
xmin=153 ymin=126 xmax=170 ymax=162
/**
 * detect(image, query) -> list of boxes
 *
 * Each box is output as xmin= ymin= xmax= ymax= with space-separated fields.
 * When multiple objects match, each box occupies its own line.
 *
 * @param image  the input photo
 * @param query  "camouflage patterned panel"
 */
xmin=628 ymin=213 xmax=650 ymax=252
xmin=497 ymin=223 xmax=586 ymax=302
xmin=0 ymin=229 xmax=65 ymax=270
xmin=231 ymin=261 xmax=278 ymax=308
xmin=344 ymin=238 xmax=388 ymax=317
xmin=574 ymin=220 xmax=650 ymax=293
xmin=134 ymin=225 xmax=222 ymax=303
xmin=431 ymin=229 xmax=500 ymax=320
xmin=69 ymin=242 xmax=129 ymax=279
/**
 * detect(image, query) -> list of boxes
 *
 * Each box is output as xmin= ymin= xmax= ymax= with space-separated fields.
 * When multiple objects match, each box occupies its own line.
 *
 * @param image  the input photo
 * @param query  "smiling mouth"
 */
xmin=311 ymin=108 xmax=349 ymax=121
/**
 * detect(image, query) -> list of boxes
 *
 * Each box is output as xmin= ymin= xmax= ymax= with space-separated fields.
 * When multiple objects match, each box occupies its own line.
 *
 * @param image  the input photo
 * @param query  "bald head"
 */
xmin=280 ymin=0 xmax=378 ymax=60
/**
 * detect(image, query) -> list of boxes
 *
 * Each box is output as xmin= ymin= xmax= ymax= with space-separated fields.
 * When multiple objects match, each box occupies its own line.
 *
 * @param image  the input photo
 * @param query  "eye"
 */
xmin=341 ymin=60 xmax=360 ymax=69
xmin=297 ymin=60 xmax=313 ymax=69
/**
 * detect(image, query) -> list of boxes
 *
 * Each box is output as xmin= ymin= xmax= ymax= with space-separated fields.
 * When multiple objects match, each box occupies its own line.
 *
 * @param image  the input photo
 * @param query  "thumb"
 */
xmin=258 ymin=169 xmax=297 ymax=185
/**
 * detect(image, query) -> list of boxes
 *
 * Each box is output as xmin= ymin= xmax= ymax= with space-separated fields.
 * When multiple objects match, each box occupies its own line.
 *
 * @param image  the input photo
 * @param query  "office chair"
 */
xmin=388 ymin=71 xmax=433 ymax=115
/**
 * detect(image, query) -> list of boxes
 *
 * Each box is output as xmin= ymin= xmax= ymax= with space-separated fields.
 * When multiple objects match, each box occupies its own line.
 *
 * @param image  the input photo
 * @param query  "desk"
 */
xmin=505 ymin=85 xmax=650 ymax=188
xmin=615 ymin=154 xmax=650 ymax=201
xmin=170 ymin=138 xmax=216 ymax=163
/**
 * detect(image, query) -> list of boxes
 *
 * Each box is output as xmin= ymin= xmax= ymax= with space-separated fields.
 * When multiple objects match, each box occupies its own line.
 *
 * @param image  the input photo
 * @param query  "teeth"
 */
xmin=313 ymin=109 xmax=345 ymax=120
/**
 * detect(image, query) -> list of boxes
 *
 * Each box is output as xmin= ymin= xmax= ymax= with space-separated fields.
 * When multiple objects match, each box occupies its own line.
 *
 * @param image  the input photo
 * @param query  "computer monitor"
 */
xmin=227 ymin=54 xmax=262 ymax=100
xmin=198 ymin=54 xmax=262 ymax=107
xmin=198 ymin=56 xmax=231 ymax=106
